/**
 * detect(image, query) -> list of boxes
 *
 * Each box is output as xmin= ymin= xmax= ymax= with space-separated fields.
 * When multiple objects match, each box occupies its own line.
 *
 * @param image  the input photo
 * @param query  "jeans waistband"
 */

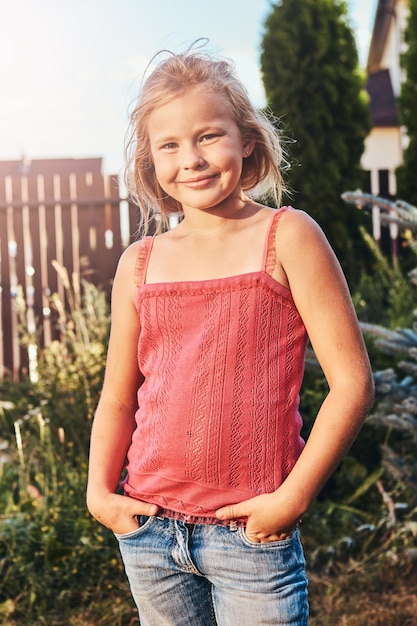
xmin=156 ymin=507 xmax=246 ymax=529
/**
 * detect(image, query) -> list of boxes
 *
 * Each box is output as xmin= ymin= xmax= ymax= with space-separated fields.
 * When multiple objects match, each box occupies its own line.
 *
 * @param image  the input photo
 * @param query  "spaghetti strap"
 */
xmin=263 ymin=206 xmax=292 ymax=276
xmin=134 ymin=237 xmax=154 ymax=287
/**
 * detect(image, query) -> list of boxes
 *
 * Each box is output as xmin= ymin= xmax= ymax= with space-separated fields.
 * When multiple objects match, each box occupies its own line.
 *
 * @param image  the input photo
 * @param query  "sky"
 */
xmin=0 ymin=0 xmax=378 ymax=176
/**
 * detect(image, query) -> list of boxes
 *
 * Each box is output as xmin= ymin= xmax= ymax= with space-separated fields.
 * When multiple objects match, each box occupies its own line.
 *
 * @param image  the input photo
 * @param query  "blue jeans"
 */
xmin=115 ymin=516 xmax=309 ymax=625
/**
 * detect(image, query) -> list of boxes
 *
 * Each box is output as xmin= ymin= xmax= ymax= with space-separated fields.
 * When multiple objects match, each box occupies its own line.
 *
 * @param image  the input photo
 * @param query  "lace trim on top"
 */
xmin=264 ymin=207 xmax=289 ymax=276
xmin=134 ymin=236 xmax=153 ymax=288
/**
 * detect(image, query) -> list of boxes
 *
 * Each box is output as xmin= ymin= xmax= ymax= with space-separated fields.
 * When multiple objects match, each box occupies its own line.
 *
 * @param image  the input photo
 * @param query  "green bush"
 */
xmin=299 ymin=244 xmax=417 ymax=582
xmin=0 ymin=274 xmax=138 ymax=625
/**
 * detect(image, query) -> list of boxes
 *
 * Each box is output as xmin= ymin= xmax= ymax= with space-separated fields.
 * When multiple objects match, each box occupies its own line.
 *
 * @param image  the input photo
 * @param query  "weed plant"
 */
xmin=0 ymin=271 xmax=136 ymax=625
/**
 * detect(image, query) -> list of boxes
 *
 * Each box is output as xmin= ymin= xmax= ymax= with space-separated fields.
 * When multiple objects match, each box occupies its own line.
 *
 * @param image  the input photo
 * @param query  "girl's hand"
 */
xmin=216 ymin=492 xmax=300 ymax=543
xmin=88 ymin=492 xmax=159 ymax=535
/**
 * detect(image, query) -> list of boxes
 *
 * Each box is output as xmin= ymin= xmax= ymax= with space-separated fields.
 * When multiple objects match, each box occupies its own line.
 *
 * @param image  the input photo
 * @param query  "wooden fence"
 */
xmin=0 ymin=158 xmax=138 ymax=381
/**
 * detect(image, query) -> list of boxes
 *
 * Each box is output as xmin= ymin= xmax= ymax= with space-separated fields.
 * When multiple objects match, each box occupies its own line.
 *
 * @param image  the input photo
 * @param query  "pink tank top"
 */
xmin=124 ymin=207 xmax=307 ymax=524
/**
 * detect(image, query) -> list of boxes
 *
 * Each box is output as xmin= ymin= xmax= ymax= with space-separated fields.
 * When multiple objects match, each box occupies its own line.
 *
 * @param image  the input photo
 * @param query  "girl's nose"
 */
xmin=182 ymin=146 xmax=206 ymax=169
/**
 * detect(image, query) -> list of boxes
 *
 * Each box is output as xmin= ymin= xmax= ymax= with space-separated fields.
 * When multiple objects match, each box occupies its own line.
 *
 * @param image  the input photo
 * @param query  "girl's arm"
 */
xmin=217 ymin=209 xmax=375 ymax=541
xmin=86 ymin=243 xmax=158 ymax=534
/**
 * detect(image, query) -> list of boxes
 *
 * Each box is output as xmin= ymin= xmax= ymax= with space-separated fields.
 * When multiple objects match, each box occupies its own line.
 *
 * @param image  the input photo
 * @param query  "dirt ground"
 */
xmin=308 ymin=565 xmax=417 ymax=626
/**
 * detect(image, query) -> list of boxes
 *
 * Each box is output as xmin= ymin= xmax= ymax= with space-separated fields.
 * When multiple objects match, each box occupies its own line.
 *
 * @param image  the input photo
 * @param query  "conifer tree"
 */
xmin=397 ymin=0 xmax=417 ymax=206
xmin=260 ymin=0 xmax=370 ymax=277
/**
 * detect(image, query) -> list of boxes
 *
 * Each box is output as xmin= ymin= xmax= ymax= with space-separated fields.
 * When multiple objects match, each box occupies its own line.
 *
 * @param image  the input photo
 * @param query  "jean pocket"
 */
xmin=237 ymin=526 xmax=296 ymax=548
xmin=114 ymin=515 xmax=154 ymax=541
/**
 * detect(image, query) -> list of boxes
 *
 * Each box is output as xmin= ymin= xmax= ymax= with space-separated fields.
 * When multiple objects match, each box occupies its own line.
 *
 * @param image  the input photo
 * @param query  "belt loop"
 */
xmin=229 ymin=520 xmax=238 ymax=532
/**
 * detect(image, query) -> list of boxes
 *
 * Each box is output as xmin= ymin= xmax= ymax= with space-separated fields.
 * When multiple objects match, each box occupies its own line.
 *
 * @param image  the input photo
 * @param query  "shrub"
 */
xmin=0 ymin=273 xmax=138 ymax=625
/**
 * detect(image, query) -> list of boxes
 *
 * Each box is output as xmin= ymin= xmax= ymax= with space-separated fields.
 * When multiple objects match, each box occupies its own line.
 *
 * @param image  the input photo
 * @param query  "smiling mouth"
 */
xmin=182 ymin=175 xmax=217 ymax=187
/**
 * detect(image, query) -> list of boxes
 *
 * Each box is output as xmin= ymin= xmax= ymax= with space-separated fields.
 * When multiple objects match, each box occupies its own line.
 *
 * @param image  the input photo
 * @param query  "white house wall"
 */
xmin=362 ymin=127 xmax=403 ymax=170
xmin=380 ymin=0 xmax=409 ymax=96
xmin=361 ymin=127 xmax=403 ymax=195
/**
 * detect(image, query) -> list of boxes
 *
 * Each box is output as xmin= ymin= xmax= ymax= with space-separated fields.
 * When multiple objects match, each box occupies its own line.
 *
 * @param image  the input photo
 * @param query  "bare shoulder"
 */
xmin=277 ymin=208 xmax=337 ymax=262
xmin=278 ymin=208 xmax=327 ymax=243
xmin=113 ymin=239 xmax=143 ymax=279
xmin=118 ymin=239 xmax=143 ymax=265
xmin=274 ymin=208 xmax=346 ymax=292
xmin=112 ymin=240 xmax=144 ymax=305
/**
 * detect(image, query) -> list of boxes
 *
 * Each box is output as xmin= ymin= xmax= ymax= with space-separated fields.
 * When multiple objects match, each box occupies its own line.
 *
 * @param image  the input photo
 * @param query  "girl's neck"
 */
xmin=177 ymin=195 xmax=258 ymax=238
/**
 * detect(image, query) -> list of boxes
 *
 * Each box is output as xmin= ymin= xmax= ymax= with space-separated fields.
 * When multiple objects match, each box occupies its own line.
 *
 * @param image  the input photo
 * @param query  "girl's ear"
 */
xmin=242 ymin=140 xmax=256 ymax=158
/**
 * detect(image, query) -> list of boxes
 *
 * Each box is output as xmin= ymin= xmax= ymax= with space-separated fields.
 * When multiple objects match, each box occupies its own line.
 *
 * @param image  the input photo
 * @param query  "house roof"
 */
xmin=366 ymin=68 xmax=400 ymax=126
xmin=367 ymin=0 xmax=398 ymax=73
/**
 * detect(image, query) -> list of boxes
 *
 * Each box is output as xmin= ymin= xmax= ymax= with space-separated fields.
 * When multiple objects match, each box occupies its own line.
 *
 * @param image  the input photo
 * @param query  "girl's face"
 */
xmin=147 ymin=85 xmax=253 ymax=214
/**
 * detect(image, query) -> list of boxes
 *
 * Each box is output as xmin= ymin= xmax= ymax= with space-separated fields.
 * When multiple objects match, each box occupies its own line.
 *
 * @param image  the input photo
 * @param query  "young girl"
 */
xmin=87 ymin=47 xmax=374 ymax=625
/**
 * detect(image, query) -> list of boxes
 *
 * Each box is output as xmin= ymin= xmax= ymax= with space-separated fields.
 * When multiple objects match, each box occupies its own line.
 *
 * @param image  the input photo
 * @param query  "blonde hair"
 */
xmin=125 ymin=45 xmax=286 ymax=235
